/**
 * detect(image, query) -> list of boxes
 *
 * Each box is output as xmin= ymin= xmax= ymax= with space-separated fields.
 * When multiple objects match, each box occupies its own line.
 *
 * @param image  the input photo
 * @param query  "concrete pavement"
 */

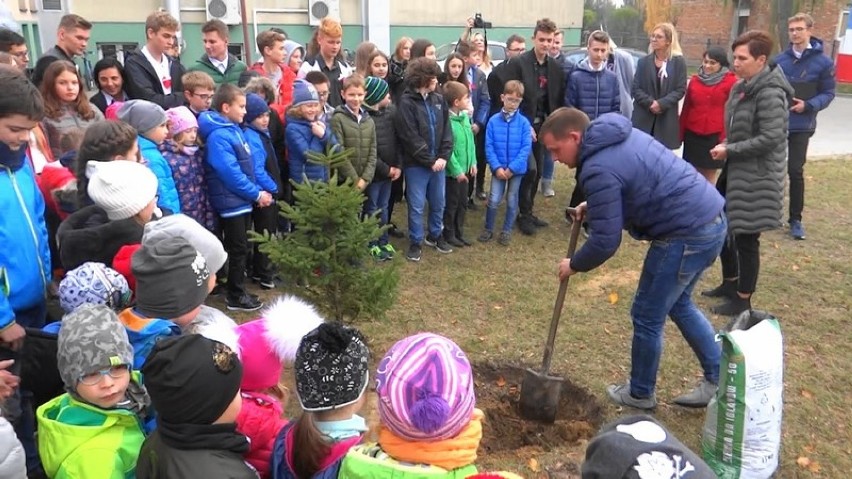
xmin=808 ymin=95 xmax=852 ymax=158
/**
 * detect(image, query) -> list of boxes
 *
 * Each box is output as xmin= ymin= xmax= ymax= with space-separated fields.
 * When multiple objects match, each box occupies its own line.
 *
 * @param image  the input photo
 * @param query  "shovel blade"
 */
xmin=518 ymin=367 xmax=564 ymax=423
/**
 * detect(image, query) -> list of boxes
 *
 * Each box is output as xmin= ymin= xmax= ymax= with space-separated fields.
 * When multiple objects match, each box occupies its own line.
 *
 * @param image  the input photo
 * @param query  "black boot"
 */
xmin=701 ymin=280 xmax=737 ymax=298
xmin=711 ymin=295 xmax=751 ymax=316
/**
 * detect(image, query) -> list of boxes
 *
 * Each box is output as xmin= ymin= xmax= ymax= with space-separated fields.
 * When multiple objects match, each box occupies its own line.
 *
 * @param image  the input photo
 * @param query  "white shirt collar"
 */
xmin=102 ymin=91 xmax=126 ymax=105
xmin=209 ymin=55 xmax=228 ymax=73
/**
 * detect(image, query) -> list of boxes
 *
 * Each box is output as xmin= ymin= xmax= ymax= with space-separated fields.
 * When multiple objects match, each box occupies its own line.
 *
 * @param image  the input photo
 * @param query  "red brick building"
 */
xmin=673 ymin=0 xmax=848 ymax=64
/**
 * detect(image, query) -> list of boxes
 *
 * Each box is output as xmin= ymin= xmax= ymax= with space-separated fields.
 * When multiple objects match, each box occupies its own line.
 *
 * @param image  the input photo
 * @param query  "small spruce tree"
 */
xmin=251 ymin=146 xmax=399 ymax=322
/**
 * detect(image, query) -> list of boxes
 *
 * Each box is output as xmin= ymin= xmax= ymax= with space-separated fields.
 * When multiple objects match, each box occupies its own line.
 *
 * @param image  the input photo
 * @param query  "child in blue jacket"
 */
xmin=479 ymin=81 xmax=532 ymax=246
xmin=0 ymin=67 xmax=52 ymax=477
xmin=199 ymin=84 xmax=273 ymax=312
xmin=116 ymin=100 xmax=182 ymax=214
xmin=286 ymin=80 xmax=338 ymax=185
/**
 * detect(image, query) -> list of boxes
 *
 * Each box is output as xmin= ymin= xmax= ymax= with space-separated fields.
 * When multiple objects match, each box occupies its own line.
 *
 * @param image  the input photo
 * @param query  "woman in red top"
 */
xmin=680 ymin=46 xmax=737 ymax=182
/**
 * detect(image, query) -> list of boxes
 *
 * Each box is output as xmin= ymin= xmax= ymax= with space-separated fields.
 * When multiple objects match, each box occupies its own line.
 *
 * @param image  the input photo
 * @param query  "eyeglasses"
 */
xmin=192 ymin=92 xmax=214 ymax=101
xmin=79 ymin=364 xmax=130 ymax=386
xmin=788 ymin=27 xmax=807 ymax=33
xmin=316 ymin=91 xmax=330 ymax=98
xmin=11 ymin=51 xmax=29 ymax=59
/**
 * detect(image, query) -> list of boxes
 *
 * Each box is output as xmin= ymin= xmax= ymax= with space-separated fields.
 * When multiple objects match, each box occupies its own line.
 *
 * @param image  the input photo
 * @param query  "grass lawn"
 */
xmin=227 ymin=156 xmax=852 ymax=477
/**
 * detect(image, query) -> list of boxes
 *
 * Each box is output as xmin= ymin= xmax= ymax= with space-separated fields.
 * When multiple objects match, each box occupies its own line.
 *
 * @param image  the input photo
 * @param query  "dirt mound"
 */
xmin=474 ymin=362 xmax=605 ymax=454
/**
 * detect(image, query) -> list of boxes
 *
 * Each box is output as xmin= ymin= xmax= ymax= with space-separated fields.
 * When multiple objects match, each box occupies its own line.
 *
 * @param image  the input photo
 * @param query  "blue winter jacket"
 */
xmin=468 ymin=66 xmax=491 ymax=129
xmin=286 ymin=115 xmax=337 ymax=184
xmin=138 ymin=135 xmax=181 ymax=214
xmin=565 ymin=58 xmax=621 ymax=120
xmin=199 ymin=111 xmax=260 ymax=217
xmin=242 ymin=125 xmax=280 ymax=195
xmin=0 ymin=145 xmax=51 ymax=330
xmin=774 ymin=37 xmax=836 ymax=132
xmin=485 ymin=111 xmax=532 ymax=176
xmin=570 ymin=114 xmax=725 ymax=272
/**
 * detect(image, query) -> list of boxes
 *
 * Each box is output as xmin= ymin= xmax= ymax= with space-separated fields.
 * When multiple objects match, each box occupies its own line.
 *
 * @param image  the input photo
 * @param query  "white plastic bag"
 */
xmin=701 ymin=310 xmax=783 ymax=479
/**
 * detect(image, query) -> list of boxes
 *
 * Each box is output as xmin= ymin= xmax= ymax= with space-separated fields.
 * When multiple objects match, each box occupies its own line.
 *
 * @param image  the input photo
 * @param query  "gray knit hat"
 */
xmin=132 ymin=236 xmax=211 ymax=320
xmin=143 ymin=214 xmax=228 ymax=273
xmin=117 ymin=99 xmax=167 ymax=134
xmin=57 ymin=304 xmax=134 ymax=394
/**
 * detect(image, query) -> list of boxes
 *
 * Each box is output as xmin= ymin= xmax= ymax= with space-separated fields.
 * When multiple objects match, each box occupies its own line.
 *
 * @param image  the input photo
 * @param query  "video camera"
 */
xmin=473 ymin=13 xmax=492 ymax=29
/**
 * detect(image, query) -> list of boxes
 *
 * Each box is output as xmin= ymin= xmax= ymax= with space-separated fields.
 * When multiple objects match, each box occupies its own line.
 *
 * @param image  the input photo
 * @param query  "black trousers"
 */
xmin=518 ymin=137 xmax=544 ymax=219
xmin=473 ymin=129 xmax=487 ymax=195
xmin=568 ymin=169 xmax=585 ymax=208
xmin=252 ymin=204 xmax=278 ymax=282
xmin=720 ymin=232 xmax=761 ymax=294
xmin=220 ymin=213 xmax=251 ymax=299
xmin=788 ymin=131 xmax=812 ymax=223
xmin=444 ymin=178 xmax=468 ymax=240
xmin=388 ymin=177 xmax=404 ymax=225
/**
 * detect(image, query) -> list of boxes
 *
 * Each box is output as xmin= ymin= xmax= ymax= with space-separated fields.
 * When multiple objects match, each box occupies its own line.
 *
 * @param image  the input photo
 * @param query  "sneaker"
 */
xmin=476 ymin=190 xmax=487 ymax=201
xmin=606 ymin=382 xmax=657 ymax=410
xmin=497 ymin=232 xmax=511 ymax=246
xmin=370 ymin=245 xmax=386 ymax=261
xmin=423 ymin=235 xmax=438 ymax=247
xmin=458 ymin=236 xmax=473 ymax=247
xmin=251 ymin=275 xmax=275 ymax=290
xmin=226 ymin=294 xmax=264 ymax=312
xmin=406 ymin=243 xmax=422 ymax=262
xmin=478 ymin=230 xmax=494 ymax=242
xmin=518 ymin=218 xmax=537 ymax=236
xmin=790 ymin=220 xmax=806 ymax=240
xmin=382 ymin=243 xmax=396 ymax=258
xmin=433 ymin=237 xmax=453 ymax=254
xmin=701 ymin=280 xmax=737 ymax=299
xmin=711 ymin=295 xmax=751 ymax=316
xmin=530 ymin=215 xmax=549 ymax=228
xmin=446 ymin=236 xmax=465 ymax=248
xmin=672 ymin=379 xmax=718 ymax=408
xmin=541 ymin=179 xmax=555 ymax=197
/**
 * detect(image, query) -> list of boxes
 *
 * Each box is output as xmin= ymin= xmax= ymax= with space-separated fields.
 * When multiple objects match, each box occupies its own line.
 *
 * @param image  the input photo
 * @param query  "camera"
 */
xmin=473 ymin=13 xmax=492 ymax=29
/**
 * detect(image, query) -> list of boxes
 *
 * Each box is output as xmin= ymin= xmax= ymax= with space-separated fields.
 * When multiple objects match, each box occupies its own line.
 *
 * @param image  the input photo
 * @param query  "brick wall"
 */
xmin=673 ymin=0 xmax=843 ymax=65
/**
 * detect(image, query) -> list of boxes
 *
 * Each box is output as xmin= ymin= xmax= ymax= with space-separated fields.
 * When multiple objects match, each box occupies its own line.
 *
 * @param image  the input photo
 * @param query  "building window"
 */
xmin=228 ymin=43 xmax=244 ymax=61
xmin=97 ymin=43 xmax=138 ymax=64
xmin=42 ymin=0 xmax=62 ymax=11
xmin=737 ymin=15 xmax=750 ymax=37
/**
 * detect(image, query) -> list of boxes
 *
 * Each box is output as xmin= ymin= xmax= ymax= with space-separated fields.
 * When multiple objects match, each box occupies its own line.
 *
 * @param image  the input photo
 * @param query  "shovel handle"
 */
xmin=541 ymin=209 xmax=583 ymax=374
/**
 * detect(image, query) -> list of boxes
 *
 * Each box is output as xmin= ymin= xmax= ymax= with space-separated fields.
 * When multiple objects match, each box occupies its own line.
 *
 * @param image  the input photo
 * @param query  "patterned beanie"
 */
xmin=165 ymin=106 xmax=198 ymax=138
xmin=295 ymin=322 xmax=370 ymax=411
xmin=364 ymin=76 xmax=390 ymax=108
xmin=376 ymin=332 xmax=475 ymax=441
xmin=59 ymin=262 xmax=132 ymax=313
xmin=292 ymin=79 xmax=320 ymax=108
xmin=57 ymin=304 xmax=134 ymax=394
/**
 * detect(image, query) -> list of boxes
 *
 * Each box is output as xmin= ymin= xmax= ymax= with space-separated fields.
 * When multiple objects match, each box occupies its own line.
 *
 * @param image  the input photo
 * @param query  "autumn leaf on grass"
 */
xmin=496 ymin=376 xmax=506 ymax=387
xmin=801 ymin=389 xmax=815 ymax=399
xmin=528 ymin=458 xmax=541 ymax=473
xmin=797 ymin=456 xmax=813 ymax=469
xmin=808 ymin=461 xmax=821 ymax=473
xmin=608 ymin=291 xmax=619 ymax=304
xmin=792 ymin=264 xmax=800 ymax=271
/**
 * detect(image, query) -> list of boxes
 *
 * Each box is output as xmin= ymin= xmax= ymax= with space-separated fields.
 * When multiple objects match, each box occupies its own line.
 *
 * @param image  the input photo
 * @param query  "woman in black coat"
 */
xmin=631 ymin=22 xmax=687 ymax=149
xmin=89 ymin=57 xmax=129 ymax=115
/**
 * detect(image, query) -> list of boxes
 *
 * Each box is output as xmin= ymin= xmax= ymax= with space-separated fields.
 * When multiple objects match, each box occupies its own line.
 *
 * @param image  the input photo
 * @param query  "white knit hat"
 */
xmin=86 ymin=160 xmax=158 ymax=220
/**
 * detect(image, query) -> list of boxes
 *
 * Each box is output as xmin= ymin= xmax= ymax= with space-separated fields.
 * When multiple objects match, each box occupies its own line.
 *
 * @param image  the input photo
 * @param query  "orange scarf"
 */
xmin=378 ymin=409 xmax=484 ymax=471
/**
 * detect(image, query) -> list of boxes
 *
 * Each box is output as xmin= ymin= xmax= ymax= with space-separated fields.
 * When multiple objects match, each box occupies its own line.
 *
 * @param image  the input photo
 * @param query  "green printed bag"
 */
xmin=701 ymin=310 xmax=783 ymax=478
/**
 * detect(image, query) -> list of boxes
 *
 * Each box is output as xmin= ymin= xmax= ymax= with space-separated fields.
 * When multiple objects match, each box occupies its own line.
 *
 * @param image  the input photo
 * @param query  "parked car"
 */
xmin=561 ymin=47 xmax=645 ymax=70
xmin=436 ymin=41 xmax=508 ymax=67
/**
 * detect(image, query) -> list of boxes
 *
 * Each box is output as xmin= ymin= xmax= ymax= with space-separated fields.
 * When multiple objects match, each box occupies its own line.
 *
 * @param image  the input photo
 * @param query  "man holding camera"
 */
xmin=506 ymin=18 xmax=565 ymax=235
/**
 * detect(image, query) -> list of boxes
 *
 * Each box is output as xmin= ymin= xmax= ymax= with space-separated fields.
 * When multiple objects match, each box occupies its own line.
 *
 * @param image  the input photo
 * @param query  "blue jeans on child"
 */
xmin=404 ymin=166 xmax=446 ymax=244
xmin=628 ymin=213 xmax=727 ymax=398
xmin=484 ymin=174 xmax=524 ymax=233
xmin=541 ymin=149 xmax=554 ymax=181
xmin=365 ymin=179 xmax=392 ymax=245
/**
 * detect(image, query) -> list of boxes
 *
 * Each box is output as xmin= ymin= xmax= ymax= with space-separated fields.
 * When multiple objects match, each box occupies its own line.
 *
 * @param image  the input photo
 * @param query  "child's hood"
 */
xmin=198 ymin=110 xmax=240 ymax=140
xmin=450 ymin=111 xmax=471 ymax=126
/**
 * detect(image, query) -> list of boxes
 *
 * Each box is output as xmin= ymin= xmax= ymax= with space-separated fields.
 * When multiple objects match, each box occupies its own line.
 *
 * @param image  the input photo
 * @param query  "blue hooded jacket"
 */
xmin=774 ymin=37 xmax=836 ymax=132
xmin=485 ymin=111 xmax=532 ymax=175
xmin=199 ymin=111 xmax=260 ymax=217
xmin=565 ymin=58 xmax=621 ymax=120
xmin=242 ymin=125 xmax=280 ymax=195
xmin=0 ymin=144 xmax=51 ymax=330
xmin=570 ymin=114 xmax=725 ymax=272
xmin=138 ymin=135 xmax=181 ymax=214
xmin=285 ymin=115 xmax=337 ymax=184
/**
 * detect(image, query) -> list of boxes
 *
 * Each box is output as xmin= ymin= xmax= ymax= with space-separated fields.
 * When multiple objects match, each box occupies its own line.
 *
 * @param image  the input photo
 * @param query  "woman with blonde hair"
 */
xmin=387 ymin=37 xmax=412 ymax=102
xmin=631 ymin=22 xmax=687 ymax=149
xmin=461 ymin=19 xmax=493 ymax=76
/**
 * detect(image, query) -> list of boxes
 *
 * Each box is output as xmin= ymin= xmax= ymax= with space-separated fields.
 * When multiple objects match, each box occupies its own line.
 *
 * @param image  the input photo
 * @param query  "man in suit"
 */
xmin=506 ymin=18 xmax=565 ymax=235
xmin=31 ymin=14 xmax=92 ymax=86
xmin=124 ymin=10 xmax=186 ymax=109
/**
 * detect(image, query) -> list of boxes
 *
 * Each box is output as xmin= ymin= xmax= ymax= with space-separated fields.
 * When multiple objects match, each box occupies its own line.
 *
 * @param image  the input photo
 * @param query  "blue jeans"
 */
xmin=404 ymin=166 xmax=446 ymax=244
xmin=365 ymin=179 xmax=392 ymax=245
xmin=485 ymin=174 xmax=524 ymax=233
xmin=629 ymin=214 xmax=727 ymax=398
xmin=541 ymin=149 xmax=555 ymax=181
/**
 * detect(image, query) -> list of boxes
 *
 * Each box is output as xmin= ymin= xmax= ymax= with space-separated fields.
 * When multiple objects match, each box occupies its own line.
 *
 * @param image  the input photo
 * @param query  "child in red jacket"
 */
xmin=235 ymin=295 xmax=324 ymax=478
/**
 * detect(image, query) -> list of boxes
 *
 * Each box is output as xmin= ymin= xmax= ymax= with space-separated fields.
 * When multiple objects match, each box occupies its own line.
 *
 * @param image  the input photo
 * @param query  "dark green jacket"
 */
xmin=187 ymin=54 xmax=247 ymax=87
xmin=330 ymin=105 xmax=377 ymax=184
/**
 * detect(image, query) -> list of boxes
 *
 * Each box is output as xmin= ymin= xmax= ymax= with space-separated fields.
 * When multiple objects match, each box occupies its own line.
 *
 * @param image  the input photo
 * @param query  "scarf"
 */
xmin=697 ymin=66 xmax=730 ymax=87
xmin=316 ymin=414 xmax=369 ymax=441
xmin=378 ymin=409 xmax=483 ymax=471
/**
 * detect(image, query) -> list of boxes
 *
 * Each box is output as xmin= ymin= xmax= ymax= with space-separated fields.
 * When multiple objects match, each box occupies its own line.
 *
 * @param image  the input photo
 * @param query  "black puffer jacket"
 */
xmin=397 ymin=89 xmax=453 ymax=169
xmin=366 ymin=104 xmax=401 ymax=181
xmin=56 ymin=205 xmax=144 ymax=271
xmin=136 ymin=424 xmax=257 ymax=479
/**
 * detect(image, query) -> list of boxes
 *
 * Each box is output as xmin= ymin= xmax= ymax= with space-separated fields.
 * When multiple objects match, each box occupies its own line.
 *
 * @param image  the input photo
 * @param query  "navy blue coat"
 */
xmin=570 ymin=114 xmax=725 ymax=272
xmin=564 ymin=59 xmax=621 ymax=120
xmin=774 ymin=37 xmax=836 ymax=133
xmin=285 ymin=115 xmax=338 ymax=184
xmin=198 ymin=111 xmax=259 ymax=217
xmin=468 ymin=66 xmax=491 ymax=129
xmin=397 ymin=89 xmax=454 ymax=169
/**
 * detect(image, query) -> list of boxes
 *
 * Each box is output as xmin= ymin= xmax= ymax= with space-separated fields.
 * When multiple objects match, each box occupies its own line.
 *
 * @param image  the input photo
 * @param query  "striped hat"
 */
xmin=376 ymin=333 xmax=475 ymax=441
xmin=363 ymin=76 xmax=390 ymax=107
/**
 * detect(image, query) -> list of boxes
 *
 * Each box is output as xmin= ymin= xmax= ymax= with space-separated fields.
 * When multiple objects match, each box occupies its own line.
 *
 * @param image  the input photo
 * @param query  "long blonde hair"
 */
xmin=471 ymin=32 xmax=493 ymax=66
xmin=651 ymin=22 xmax=683 ymax=58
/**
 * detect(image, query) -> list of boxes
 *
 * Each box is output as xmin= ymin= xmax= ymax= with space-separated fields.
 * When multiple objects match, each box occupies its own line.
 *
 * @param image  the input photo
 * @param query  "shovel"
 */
xmin=519 ymin=208 xmax=583 ymax=423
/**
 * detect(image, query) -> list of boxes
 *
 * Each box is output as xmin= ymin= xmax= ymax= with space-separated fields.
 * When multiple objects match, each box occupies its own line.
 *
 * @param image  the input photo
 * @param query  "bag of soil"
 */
xmin=701 ymin=310 xmax=783 ymax=478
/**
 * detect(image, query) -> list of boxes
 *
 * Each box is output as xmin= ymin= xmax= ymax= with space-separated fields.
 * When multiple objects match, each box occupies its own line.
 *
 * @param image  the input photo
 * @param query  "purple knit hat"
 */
xmin=376 ymin=332 xmax=475 ymax=441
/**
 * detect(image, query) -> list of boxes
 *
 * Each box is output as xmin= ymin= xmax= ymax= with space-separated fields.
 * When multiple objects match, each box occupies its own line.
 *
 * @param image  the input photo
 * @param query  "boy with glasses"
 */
xmin=182 ymin=71 xmax=216 ymax=118
xmin=0 ymin=29 xmax=29 ymax=73
xmin=304 ymin=70 xmax=335 ymax=124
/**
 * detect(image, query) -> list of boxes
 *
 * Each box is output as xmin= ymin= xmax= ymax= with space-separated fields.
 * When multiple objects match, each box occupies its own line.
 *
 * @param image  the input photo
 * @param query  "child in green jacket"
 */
xmin=330 ymin=74 xmax=377 ymax=190
xmin=443 ymin=81 xmax=477 ymax=247
xmin=37 ymin=304 xmax=149 ymax=479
